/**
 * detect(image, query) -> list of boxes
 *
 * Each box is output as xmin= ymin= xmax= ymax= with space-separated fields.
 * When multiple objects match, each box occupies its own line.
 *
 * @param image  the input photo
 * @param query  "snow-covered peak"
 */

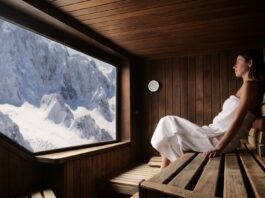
xmin=0 ymin=19 xmax=116 ymax=114
xmin=0 ymin=111 xmax=32 ymax=151
xmin=0 ymin=18 xmax=116 ymax=152
xmin=71 ymin=114 xmax=112 ymax=141
xmin=40 ymin=94 xmax=74 ymax=127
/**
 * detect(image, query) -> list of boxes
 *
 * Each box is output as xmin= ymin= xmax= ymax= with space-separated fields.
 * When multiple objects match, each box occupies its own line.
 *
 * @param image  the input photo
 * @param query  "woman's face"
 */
xmin=233 ymin=55 xmax=251 ymax=77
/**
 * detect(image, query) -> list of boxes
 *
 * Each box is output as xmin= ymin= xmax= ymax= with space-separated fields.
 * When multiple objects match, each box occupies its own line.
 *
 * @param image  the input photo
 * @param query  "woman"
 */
xmin=151 ymin=49 xmax=265 ymax=169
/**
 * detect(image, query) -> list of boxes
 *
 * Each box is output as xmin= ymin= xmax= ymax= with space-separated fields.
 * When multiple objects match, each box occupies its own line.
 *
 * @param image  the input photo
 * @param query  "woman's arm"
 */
xmin=204 ymin=81 xmax=259 ymax=158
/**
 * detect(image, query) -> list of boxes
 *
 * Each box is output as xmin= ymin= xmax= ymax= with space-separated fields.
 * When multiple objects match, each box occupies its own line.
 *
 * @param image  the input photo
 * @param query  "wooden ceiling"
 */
xmin=43 ymin=0 xmax=265 ymax=58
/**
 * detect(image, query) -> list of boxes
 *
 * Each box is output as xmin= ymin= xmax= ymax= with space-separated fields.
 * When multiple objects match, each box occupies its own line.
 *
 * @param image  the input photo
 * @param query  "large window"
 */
xmin=0 ymin=18 xmax=117 ymax=153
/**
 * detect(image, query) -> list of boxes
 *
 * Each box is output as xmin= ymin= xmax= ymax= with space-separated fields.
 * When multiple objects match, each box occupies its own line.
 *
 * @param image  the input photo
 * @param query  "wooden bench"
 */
xmin=23 ymin=188 xmax=56 ymax=198
xmin=99 ymin=163 xmax=160 ymax=196
xmin=139 ymin=144 xmax=265 ymax=198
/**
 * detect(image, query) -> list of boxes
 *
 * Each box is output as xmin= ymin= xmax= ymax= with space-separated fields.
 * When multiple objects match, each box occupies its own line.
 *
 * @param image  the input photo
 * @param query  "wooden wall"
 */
xmin=0 ymin=138 xmax=42 ymax=197
xmin=45 ymin=145 xmax=132 ymax=198
xmin=139 ymin=51 xmax=242 ymax=160
xmin=0 ymin=137 xmax=133 ymax=198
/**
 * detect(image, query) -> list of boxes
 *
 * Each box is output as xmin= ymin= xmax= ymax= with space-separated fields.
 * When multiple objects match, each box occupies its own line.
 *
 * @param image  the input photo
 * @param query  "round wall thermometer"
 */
xmin=148 ymin=80 xmax=160 ymax=92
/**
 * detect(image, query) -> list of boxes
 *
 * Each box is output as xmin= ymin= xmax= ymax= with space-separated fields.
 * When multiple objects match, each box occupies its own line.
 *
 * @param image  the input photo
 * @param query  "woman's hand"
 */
xmin=201 ymin=147 xmax=222 ymax=158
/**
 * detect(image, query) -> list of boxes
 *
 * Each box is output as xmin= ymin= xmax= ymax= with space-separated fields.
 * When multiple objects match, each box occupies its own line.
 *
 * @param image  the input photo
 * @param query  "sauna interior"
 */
xmin=0 ymin=0 xmax=265 ymax=198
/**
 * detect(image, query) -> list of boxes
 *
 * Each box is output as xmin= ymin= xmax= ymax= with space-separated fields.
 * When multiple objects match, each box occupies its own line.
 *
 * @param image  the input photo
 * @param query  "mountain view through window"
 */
xmin=0 ymin=18 xmax=117 ymax=153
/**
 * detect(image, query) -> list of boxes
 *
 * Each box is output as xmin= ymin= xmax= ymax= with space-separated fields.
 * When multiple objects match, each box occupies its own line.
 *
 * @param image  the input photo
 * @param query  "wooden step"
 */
xmin=100 ymin=163 xmax=160 ymax=195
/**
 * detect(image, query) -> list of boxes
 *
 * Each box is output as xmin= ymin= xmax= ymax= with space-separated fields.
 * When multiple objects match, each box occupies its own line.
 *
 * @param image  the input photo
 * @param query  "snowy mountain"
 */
xmin=0 ymin=111 xmax=33 ymax=151
xmin=0 ymin=19 xmax=115 ymax=120
xmin=0 ymin=19 xmax=116 ymax=152
xmin=71 ymin=115 xmax=113 ymax=141
xmin=40 ymin=94 xmax=74 ymax=127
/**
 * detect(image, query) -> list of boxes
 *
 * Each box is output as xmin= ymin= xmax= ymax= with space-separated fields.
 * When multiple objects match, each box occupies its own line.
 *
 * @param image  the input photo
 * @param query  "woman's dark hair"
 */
xmin=238 ymin=49 xmax=265 ymax=81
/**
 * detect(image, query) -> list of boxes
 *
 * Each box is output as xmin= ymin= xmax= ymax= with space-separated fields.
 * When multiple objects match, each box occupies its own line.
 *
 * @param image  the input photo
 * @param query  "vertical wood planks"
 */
xmin=228 ymin=52 xmax=237 ymax=95
xmin=62 ymin=146 xmax=132 ymax=198
xmin=212 ymin=54 xmax=221 ymax=118
xmin=203 ymin=54 xmax=212 ymax=124
xmin=180 ymin=56 xmax=188 ymax=119
xmin=142 ymin=51 xmax=241 ymax=159
xmin=0 ymin=147 xmax=9 ymax=197
xmin=165 ymin=59 xmax=173 ymax=115
xmin=195 ymin=55 xmax=204 ymax=126
xmin=188 ymin=56 xmax=196 ymax=123
xmin=220 ymin=52 xmax=229 ymax=106
xmin=173 ymin=57 xmax=181 ymax=117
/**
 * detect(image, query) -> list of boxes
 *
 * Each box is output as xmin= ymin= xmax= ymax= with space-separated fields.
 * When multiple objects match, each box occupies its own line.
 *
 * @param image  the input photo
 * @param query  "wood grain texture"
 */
xmin=141 ymin=51 xmax=241 ymax=158
xmin=203 ymin=55 xmax=212 ymax=124
xmin=49 ymin=145 xmax=133 ymax=198
xmin=168 ymin=155 xmax=207 ymax=188
xmin=193 ymin=157 xmax=221 ymax=196
xmin=45 ymin=0 xmax=265 ymax=58
xmin=224 ymin=154 xmax=247 ymax=198
xmin=0 ymin=147 xmax=9 ymax=198
xmin=101 ymin=163 xmax=159 ymax=195
xmin=0 ymin=139 xmax=42 ymax=197
xmin=148 ymin=153 xmax=196 ymax=184
xmin=239 ymin=147 xmax=265 ymax=198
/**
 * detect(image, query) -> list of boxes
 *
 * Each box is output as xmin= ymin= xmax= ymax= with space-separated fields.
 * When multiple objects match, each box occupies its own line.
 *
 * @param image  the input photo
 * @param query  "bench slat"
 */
xmin=245 ymin=144 xmax=265 ymax=169
xmin=31 ymin=192 xmax=42 ymax=198
xmin=141 ymin=181 xmax=192 ymax=197
xmin=147 ymin=161 xmax=161 ymax=167
xmin=193 ymin=157 xmax=221 ymax=196
xmin=239 ymin=148 xmax=265 ymax=198
xmin=168 ymin=154 xmax=207 ymax=188
xmin=130 ymin=192 xmax=139 ymax=198
xmin=109 ymin=179 xmax=144 ymax=186
xmin=148 ymin=152 xmax=196 ymax=183
xmin=104 ymin=182 xmax=139 ymax=195
xmin=102 ymin=163 xmax=159 ymax=195
xmin=43 ymin=189 xmax=56 ymax=198
xmin=224 ymin=153 xmax=247 ymax=198
xmin=148 ymin=156 xmax=162 ymax=167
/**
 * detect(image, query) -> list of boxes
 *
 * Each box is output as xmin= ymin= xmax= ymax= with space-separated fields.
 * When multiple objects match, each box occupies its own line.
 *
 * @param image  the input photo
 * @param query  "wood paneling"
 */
xmin=0 ymin=146 xmax=9 ymax=198
xmin=47 ymin=145 xmax=133 ymax=197
xmin=140 ymin=51 xmax=242 ymax=159
xmin=0 ymin=0 xmax=130 ymax=66
xmin=42 ymin=0 xmax=265 ymax=59
xmin=0 ymin=138 xmax=42 ymax=197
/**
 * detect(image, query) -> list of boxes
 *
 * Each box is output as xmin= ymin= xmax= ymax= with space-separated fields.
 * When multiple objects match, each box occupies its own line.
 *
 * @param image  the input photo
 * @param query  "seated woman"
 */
xmin=151 ymin=49 xmax=265 ymax=169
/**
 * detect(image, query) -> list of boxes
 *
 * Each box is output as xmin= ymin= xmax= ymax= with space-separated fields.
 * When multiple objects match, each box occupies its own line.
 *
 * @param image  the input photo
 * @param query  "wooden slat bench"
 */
xmin=23 ymin=188 xmax=56 ymax=198
xmin=139 ymin=144 xmax=265 ymax=198
xmin=99 ymin=163 xmax=160 ymax=196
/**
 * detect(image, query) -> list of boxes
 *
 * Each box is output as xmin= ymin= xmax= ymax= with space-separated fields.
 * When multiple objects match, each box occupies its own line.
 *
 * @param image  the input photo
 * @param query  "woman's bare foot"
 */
xmin=160 ymin=155 xmax=170 ymax=171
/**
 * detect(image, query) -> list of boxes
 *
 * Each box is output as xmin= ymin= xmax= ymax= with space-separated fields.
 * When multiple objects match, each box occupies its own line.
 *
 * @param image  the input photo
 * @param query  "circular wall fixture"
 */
xmin=148 ymin=80 xmax=160 ymax=92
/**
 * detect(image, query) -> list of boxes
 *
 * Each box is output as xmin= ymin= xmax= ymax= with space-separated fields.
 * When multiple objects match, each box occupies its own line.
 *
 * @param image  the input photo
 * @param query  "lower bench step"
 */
xmin=130 ymin=192 xmax=139 ymax=198
xmin=24 ymin=188 xmax=56 ymax=198
xmin=99 ymin=163 xmax=160 ymax=195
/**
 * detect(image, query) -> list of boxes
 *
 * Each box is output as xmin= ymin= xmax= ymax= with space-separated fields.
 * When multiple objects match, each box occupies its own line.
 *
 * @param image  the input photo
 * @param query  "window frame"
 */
xmin=0 ymin=1 xmax=130 ymax=156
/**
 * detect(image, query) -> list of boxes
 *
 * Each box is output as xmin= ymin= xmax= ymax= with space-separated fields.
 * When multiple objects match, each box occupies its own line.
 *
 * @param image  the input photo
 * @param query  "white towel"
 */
xmin=151 ymin=95 xmax=256 ymax=162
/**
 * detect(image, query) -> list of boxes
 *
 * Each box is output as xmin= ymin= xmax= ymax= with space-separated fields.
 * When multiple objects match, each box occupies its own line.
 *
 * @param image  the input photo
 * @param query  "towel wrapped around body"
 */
xmin=151 ymin=95 xmax=256 ymax=162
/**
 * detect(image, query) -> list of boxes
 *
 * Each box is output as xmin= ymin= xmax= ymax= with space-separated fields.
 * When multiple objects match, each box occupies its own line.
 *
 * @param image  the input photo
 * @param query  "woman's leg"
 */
xmin=160 ymin=155 xmax=170 ymax=170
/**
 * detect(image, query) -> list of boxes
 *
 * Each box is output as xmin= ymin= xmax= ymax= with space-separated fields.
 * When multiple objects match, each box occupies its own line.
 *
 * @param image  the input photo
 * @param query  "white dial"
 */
xmin=148 ymin=80 xmax=160 ymax=92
